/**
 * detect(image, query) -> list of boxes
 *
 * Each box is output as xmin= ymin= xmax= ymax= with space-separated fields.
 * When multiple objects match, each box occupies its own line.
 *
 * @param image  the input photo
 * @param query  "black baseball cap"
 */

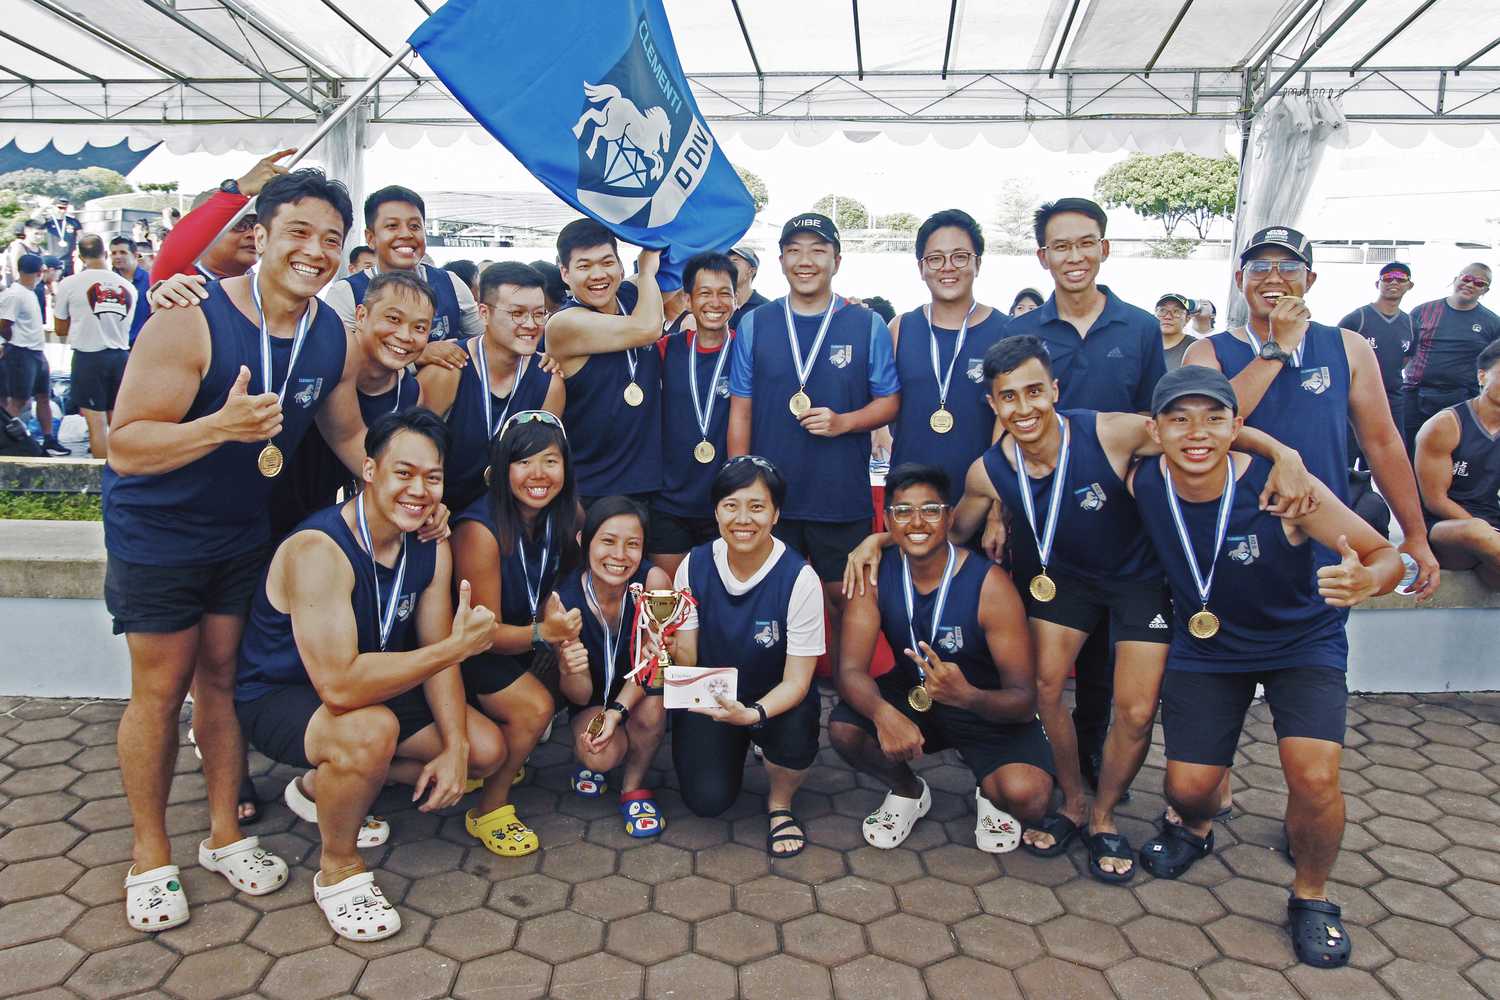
xmin=42 ymin=255 xmax=64 ymax=270
xmin=1151 ymin=365 xmax=1239 ymax=416
xmin=1239 ymin=225 xmax=1312 ymax=266
xmin=779 ymin=213 xmax=840 ymax=251
xmin=1156 ymin=293 xmax=1192 ymax=311
xmin=1379 ymin=261 xmax=1412 ymax=279
xmin=16 ymin=253 xmax=42 ymax=275
xmin=729 ymin=245 xmax=760 ymax=269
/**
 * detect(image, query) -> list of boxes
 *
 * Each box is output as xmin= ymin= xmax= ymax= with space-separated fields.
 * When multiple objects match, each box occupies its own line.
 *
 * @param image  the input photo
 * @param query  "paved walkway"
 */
xmin=0 ymin=690 xmax=1498 ymax=999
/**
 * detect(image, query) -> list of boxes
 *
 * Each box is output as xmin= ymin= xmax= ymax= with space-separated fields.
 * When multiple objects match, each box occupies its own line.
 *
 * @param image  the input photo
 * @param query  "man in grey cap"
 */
xmin=729 ymin=245 xmax=767 ymax=328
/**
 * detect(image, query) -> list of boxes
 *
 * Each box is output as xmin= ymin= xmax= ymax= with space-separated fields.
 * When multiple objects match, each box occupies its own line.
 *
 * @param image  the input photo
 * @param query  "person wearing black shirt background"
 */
xmin=1404 ymin=263 xmax=1500 ymax=452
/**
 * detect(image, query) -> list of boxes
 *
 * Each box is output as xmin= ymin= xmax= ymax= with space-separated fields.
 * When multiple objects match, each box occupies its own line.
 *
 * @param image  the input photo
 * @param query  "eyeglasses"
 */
xmin=1378 ymin=273 xmax=1411 ymax=284
xmin=1459 ymin=275 xmax=1491 ymax=290
xmin=1243 ymin=260 xmax=1306 ymax=276
xmin=498 ymin=409 xmax=566 ymax=439
xmin=1044 ymin=238 xmax=1101 ymax=255
xmin=921 ymin=251 xmax=975 ymax=271
xmin=230 ymin=215 xmax=257 ymax=233
xmin=887 ymin=502 xmax=949 ymax=525
xmin=503 ymin=306 xmax=548 ymax=327
xmin=1155 ymin=306 xmax=1187 ymax=318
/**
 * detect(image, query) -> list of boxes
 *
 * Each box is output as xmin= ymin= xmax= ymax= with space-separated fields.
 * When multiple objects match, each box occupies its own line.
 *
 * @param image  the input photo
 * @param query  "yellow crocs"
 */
xmin=466 ymin=803 xmax=539 ymax=857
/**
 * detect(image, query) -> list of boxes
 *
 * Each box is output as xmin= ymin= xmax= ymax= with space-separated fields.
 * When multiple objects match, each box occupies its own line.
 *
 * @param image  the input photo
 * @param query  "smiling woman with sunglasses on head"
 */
xmin=451 ymin=409 xmax=580 ymax=857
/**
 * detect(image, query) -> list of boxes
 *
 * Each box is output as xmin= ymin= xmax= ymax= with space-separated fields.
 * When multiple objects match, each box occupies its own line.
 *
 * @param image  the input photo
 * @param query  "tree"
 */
xmin=812 ymin=193 xmax=869 ymax=231
xmin=1093 ymin=152 xmax=1238 ymax=238
xmin=0 ymin=167 xmax=134 ymax=206
xmin=0 ymin=188 xmax=26 ymax=240
xmin=137 ymin=181 xmax=178 ymax=193
xmin=990 ymin=179 xmax=1039 ymax=254
xmin=879 ymin=211 xmax=920 ymax=233
xmin=733 ymin=165 xmax=769 ymax=214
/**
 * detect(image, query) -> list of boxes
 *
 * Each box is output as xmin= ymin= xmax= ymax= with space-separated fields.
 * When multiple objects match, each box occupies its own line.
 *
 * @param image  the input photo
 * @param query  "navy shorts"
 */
xmin=1161 ymin=666 xmax=1348 ymax=767
xmin=70 ymin=348 xmax=129 ymax=412
xmin=829 ymin=675 xmax=1055 ymax=781
xmin=104 ymin=545 xmax=272 ymax=634
xmin=237 ymin=684 xmax=435 ymax=770
xmin=0 ymin=345 xmax=48 ymax=399
xmin=671 ymin=690 xmax=822 ymax=816
xmin=1024 ymin=568 xmax=1173 ymax=644
xmin=774 ymin=517 xmax=871 ymax=583
xmin=461 ymin=650 xmax=534 ymax=697
xmin=649 ymin=508 xmax=718 ymax=555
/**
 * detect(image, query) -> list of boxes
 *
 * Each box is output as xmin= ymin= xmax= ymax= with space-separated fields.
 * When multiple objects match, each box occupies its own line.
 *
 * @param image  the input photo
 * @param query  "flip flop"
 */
xmin=975 ymin=789 xmax=1021 ymax=854
xmin=238 ymin=777 xmax=261 ymax=826
xmin=466 ymin=803 xmax=540 ymax=857
xmin=862 ymin=780 xmax=930 ymax=849
xmin=620 ymin=789 xmax=665 ymax=838
xmin=767 ymin=808 xmax=806 ymax=858
xmin=1139 ymin=823 xmax=1214 ymax=880
xmin=124 ymin=864 xmax=189 ymax=932
xmin=1086 ymin=830 xmax=1136 ymax=884
xmin=1022 ymin=811 xmax=1081 ymax=858
xmin=570 ymin=766 xmax=608 ymax=797
xmin=198 ymin=836 xmax=287 ymax=896
xmin=1287 ymin=896 xmax=1351 ymax=968
xmin=313 ymin=870 xmax=400 ymax=942
xmin=284 ymin=777 xmax=389 ymax=848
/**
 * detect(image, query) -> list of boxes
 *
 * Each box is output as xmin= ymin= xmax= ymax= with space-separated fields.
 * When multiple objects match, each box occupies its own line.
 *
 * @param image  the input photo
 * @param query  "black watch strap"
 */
xmin=607 ymin=699 xmax=630 ymax=723
xmin=749 ymin=702 xmax=768 ymax=730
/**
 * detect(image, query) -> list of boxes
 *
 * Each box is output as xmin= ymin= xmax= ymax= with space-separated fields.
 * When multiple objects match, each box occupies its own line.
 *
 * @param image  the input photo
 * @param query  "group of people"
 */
xmin=41 ymin=148 xmax=1490 ymax=971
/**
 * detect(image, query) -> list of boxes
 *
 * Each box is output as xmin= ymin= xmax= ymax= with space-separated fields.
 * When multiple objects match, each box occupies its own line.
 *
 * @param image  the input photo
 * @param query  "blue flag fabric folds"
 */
xmin=410 ymin=0 xmax=754 ymax=289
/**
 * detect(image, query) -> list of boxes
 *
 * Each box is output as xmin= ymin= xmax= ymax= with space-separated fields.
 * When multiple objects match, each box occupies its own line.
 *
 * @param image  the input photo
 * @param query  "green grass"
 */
xmin=0 ymin=491 xmax=102 ymax=521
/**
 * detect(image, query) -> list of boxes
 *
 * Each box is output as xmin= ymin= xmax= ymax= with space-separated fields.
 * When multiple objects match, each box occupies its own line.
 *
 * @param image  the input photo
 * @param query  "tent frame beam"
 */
xmin=137 ymin=0 xmax=320 ymax=112
xmin=1254 ymin=0 xmax=1369 ymax=113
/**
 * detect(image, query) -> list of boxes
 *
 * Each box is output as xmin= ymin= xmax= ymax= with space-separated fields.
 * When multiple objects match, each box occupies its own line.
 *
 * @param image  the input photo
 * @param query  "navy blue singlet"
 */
xmin=453 ymin=498 xmax=562 ymax=626
xmin=889 ymin=307 xmax=1007 ymax=504
xmin=658 ymin=331 xmax=733 ymax=518
xmin=686 ymin=541 xmax=810 ymax=703
xmin=555 ymin=564 xmax=649 ymax=708
xmin=444 ymin=340 xmax=551 ymax=513
xmin=1133 ymin=456 xmax=1348 ymax=673
xmin=346 ymin=264 xmax=462 ymax=342
xmin=236 ymin=501 xmax=438 ymax=702
xmin=874 ymin=547 xmax=999 ymax=702
xmin=1430 ymin=400 xmax=1500 ymax=529
xmin=103 ymin=280 xmax=347 ymax=566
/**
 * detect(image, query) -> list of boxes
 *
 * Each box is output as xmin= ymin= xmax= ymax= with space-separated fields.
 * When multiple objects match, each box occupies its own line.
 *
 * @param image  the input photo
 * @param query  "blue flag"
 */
xmin=410 ymin=0 xmax=754 ymax=289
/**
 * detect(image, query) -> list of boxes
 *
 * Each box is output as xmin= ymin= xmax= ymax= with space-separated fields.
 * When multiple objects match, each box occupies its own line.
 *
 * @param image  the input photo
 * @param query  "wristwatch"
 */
xmin=219 ymin=178 xmax=241 ymax=195
xmin=1258 ymin=339 xmax=1293 ymax=366
xmin=749 ymin=702 xmax=768 ymax=731
xmin=606 ymin=700 xmax=630 ymax=723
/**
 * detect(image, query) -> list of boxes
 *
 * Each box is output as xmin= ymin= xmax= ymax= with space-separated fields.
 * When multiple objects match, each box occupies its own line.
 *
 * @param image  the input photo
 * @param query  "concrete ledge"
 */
xmin=0 ymin=519 xmax=105 ymax=599
xmin=0 ymin=456 xmax=104 ymax=494
xmin=1360 ymin=569 xmax=1500 ymax=610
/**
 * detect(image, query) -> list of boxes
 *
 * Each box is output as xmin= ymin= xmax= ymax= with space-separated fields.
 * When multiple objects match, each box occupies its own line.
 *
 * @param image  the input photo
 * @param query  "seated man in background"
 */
xmin=1415 ymin=338 xmax=1500 ymax=588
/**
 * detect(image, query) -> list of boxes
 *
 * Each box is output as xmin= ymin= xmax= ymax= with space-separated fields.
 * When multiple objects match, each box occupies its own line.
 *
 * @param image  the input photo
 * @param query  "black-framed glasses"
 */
xmin=498 ymin=409 xmax=566 ymax=439
xmin=1045 ymin=237 xmax=1101 ymax=255
xmin=921 ymin=251 xmax=976 ymax=270
xmin=887 ymin=502 xmax=949 ymax=525
xmin=1243 ymin=260 xmax=1306 ymax=276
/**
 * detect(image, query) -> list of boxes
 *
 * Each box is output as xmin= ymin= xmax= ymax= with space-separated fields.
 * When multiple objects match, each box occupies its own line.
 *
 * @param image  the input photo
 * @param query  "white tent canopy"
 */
xmin=3 ymin=0 xmax=1500 ymax=156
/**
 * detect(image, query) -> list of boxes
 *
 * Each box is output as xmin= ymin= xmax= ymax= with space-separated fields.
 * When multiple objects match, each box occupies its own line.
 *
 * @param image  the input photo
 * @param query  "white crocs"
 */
xmin=284 ymin=776 xmax=389 ymax=848
xmin=124 ymin=864 xmax=190 ymax=932
xmin=975 ymin=787 xmax=1022 ymax=854
xmin=314 ymin=870 xmax=402 ymax=941
xmin=862 ymin=778 xmax=931 ymax=849
xmin=198 ymin=836 xmax=288 ymax=896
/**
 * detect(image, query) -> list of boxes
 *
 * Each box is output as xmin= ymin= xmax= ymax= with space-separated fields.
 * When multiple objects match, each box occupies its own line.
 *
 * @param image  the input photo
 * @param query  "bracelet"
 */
xmin=749 ymin=702 xmax=768 ymax=730
xmin=606 ymin=699 xmax=630 ymax=723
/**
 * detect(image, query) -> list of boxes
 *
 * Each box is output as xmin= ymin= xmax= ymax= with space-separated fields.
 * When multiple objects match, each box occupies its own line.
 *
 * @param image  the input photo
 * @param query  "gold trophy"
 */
xmin=627 ymin=584 xmax=696 ymax=690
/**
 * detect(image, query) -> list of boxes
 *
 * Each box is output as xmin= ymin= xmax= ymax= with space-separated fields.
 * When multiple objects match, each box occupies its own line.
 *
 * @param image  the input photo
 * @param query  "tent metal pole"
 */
xmin=1253 ymin=0 xmax=1369 ymax=113
xmin=1350 ymin=0 xmax=1436 ymax=75
xmin=138 ymin=0 xmax=320 ymax=112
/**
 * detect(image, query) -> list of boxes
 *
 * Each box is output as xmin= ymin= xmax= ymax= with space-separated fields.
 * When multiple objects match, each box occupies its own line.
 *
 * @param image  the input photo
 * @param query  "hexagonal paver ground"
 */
xmin=0 ymin=690 xmax=1496 ymax=998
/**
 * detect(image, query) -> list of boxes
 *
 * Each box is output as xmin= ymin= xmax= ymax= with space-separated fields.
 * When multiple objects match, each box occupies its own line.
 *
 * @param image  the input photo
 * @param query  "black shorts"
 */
xmin=774 ymin=517 xmax=871 ymax=583
xmin=70 ymin=349 xmax=128 ymax=412
xmin=1025 ymin=569 xmax=1173 ymax=644
xmin=0 ymin=346 xmax=48 ymax=399
xmin=237 ymin=684 xmax=434 ymax=770
xmin=103 ymin=545 xmax=272 ymax=635
xmin=649 ymin=508 xmax=718 ymax=555
xmin=829 ymin=676 xmax=1055 ymax=782
xmin=671 ymin=691 xmax=820 ymax=816
xmin=461 ymin=649 xmax=542 ymax=697
xmin=1160 ymin=666 xmax=1348 ymax=767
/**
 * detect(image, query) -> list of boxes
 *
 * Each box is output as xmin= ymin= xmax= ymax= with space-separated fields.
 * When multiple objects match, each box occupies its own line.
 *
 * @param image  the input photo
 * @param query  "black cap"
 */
xmin=1151 ymin=365 xmax=1239 ymax=416
xmin=1156 ymin=293 xmax=1192 ymax=311
xmin=42 ymin=255 xmax=64 ymax=269
xmin=729 ymin=245 xmax=760 ymax=269
xmin=1379 ymin=261 xmax=1412 ymax=278
xmin=1239 ymin=225 xmax=1312 ymax=266
xmin=779 ymin=212 xmax=840 ymax=251
xmin=16 ymin=253 xmax=42 ymax=275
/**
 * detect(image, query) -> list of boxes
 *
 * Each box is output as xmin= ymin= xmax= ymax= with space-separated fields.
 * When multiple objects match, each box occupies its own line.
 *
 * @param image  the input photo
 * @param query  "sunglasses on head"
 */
xmin=498 ymin=410 xmax=565 ymax=440
xmin=724 ymin=454 xmax=776 ymax=473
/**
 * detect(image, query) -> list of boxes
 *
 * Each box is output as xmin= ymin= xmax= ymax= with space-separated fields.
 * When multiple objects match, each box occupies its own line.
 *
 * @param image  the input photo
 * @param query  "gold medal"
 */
xmin=256 ymin=442 xmax=284 ymax=478
xmin=693 ymin=440 xmax=717 ymax=464
xmin=585 ymin=712 xmax=607 ymax=739
xmin=1188 ymin=608 xmax=1220 ymax=639
xmin=908 ymin=685 xmax=932 ymax=712
xmin=789 ymin=390 xmax=812 ymax=416
xmin=929 ymin=407 xmax=955 ymax=434
xmin=1029 ymin=572 xmax=1056 ymax=603
xmin=623 ymin=382 xmax=644 ymax=407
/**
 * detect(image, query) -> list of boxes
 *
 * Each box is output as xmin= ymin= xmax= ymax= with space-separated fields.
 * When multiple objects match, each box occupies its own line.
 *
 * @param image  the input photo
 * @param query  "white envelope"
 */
xmin=662 ymin=665 xmax=739 ymax=710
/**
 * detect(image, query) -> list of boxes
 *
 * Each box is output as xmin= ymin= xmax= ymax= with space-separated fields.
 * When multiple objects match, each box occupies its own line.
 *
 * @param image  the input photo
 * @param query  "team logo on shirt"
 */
xmin=569 ymin=19 xmax=711 ymax=228
xmin=1454 ymin=460 xmax=1470 ymax=478
xmin=1076 ymin=483 xmax=1107 ymax=511
xmin=293 ymin=378 xmax=324 ymax=407
xmin=86 ymin=282 xmax=131 ymax=319
xmin=396 ymin=594 xmax=415 ymax=621
xmin=1300 ymin=367 xmax=1331 ymax=395
xmin=1106 ymin=347 xmax=1125 ymax=359
xmin=966 ymin=358 xmax=984 ymax=383
xmin=936 ymin=626 xmax=963 ymax=653
xmin=1475 ymin=323 xmax=1484 ymax=334
xmin=828 ymin=344 xmax=853 ymax=369
xmin=752 ymin=620 xmax=781 ymax=648
xmin=715 ymin=376 xmax=731 ymax=398
xmin=1402 ymin=340 xmax=1412 ymax=353
xmin=430 ymin=314 xmax=450 ymax=341
xmin=1226 ymin=534 xmax=1260 ymax=565
xmin=1365 ymin=336 xmax=1379 ymax=352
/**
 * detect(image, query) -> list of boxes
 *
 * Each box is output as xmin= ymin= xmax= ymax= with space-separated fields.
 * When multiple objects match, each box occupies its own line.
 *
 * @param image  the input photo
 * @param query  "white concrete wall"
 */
xmin=0 ymin=597 xmax=130 ymax=699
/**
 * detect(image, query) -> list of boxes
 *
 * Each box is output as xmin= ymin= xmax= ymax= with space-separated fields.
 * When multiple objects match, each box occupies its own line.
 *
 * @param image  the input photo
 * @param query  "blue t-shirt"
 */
xmin=1004 ymin=286 xmax=1166 ymax=413
xmin=127 ymin=266 xmax=151 ymax=345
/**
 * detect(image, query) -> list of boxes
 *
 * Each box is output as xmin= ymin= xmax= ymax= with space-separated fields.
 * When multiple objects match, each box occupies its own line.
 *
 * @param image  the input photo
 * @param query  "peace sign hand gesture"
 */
xmin=904 ymin=641 xmax=971 ymax=709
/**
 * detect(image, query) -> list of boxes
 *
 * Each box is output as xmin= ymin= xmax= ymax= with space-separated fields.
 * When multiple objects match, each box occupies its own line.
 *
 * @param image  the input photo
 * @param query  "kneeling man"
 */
xmin=830 ymin=463 xmax=1054 ymax=853
xmin=235 ymin=409 xmax=501 ymax=940
xmin=1130 ymin=366 xmax=1400 ymax=969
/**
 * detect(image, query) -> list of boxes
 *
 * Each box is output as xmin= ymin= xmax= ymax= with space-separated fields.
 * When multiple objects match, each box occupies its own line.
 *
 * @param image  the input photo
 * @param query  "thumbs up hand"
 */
xmin=212 ymin=365 xmax=282 ymax=442
xmin=1316 ymin=534 xmax=1377 ymax=607
xmin=538 ymin=592 xmax=583 ymax=644
xmin=450 ymin=579 xmax=497 ymax=657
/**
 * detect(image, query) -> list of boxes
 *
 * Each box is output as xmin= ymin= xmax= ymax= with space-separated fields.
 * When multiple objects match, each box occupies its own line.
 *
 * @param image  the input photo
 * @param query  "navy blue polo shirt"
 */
xmin=1004 ymin=285 xmax=1166 ymax=413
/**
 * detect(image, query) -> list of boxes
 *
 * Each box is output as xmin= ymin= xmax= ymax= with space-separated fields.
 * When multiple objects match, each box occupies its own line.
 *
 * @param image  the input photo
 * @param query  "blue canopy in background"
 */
xmin=0 ymin=140 xmax=159 ymax=177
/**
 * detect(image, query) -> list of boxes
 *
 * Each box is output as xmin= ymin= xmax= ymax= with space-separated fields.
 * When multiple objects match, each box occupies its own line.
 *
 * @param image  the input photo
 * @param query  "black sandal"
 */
xmin=239 ymin=777 xmax=262 ymax=826
xmin=1086 ymin=830 xmax=1136 ymax=884
xmin=1287 ymin=896 xmax=1351 ymax=968
xmin=1138 ymin=823 xmax=1213 ymax=880
xmin=767 ymin=808 xmax=805 ymax=858
xmin=1021 ymin=812 xmax=1080 ymax=858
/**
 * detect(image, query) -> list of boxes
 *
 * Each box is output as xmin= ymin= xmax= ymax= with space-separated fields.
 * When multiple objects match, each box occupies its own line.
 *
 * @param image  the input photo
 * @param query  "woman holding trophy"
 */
xmin=451 ymin=411 xmax=581 ymax=857
xmin=555 ymin=497 xmax=673 ymax=837
xmin=670 ymin=457 xmax=826 ymax=857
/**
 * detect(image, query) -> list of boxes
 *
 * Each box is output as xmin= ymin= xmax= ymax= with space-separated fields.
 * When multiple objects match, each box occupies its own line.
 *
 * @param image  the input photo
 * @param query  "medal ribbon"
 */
xmin=249 ymin=266 xmax=313 ymax=408
xmin=924 ymin=302 xmax=976 ymax=408
xmin=900 ymin=542 xmax=957 ymax=683
xmin=686 ymin=333 xmax=733 ymax=443
xmin=1012 ymin=416 xmax=1071 ymax=571
xmin=518 ymin=516 xmax=552 ymax=619
xmin=470 ymin=335 xmax=529 ymax=437
xmin=355 ymin=493 xmax=409 ymax=651
xmin=1162 ymin=460 xmax=1236 ymax=610
xmin=782 ymin=295 xmax=837 ymax=390
xmin=584 ymin=571 xmax=630 ymax=703
xmin=1243 ymin=325 xmax=1304 ymax=368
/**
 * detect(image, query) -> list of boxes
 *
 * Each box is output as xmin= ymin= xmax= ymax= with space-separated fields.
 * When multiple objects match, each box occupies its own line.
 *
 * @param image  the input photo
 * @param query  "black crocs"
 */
xmin=1138 ymin=823 xmax=1214 ymax=880
xmin=1287 ymin=896 xmax=1351 ymax=968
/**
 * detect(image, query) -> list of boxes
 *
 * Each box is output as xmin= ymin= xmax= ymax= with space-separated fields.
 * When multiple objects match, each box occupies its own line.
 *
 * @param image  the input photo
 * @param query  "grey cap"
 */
xmin=729 ymin=245 xmax=759 ymax=269
xmin=1151 ymin=365 xmax=1239 ymax=416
